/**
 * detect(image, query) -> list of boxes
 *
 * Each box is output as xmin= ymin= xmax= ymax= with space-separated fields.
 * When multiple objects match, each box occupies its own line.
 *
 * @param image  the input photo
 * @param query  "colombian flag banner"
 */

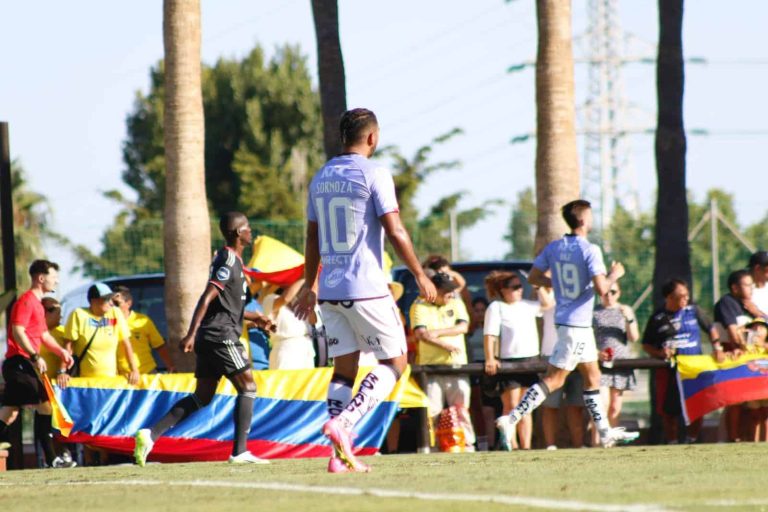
xmin=41 ymin=374 xmax=74 ymax=437
xmin=677 ymin=353 xmax=768 ymax=424
xmin=55 ymin=366 xmax=426 ymax=463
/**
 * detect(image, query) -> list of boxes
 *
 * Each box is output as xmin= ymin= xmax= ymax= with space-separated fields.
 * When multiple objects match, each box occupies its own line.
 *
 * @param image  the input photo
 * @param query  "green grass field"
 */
xmin=2 ymin=444 xmax=767 ymax=512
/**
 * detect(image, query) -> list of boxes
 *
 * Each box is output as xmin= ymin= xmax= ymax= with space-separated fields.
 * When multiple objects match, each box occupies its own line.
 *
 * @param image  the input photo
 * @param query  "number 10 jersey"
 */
xmin=533 ymin=234 xmax=607 ymax=328
xmin=307 ymin=153 xmax=399 ymax=301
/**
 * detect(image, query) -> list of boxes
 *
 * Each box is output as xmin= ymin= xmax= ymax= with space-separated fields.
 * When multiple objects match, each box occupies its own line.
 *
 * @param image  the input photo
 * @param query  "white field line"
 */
xmin=1 ymin=478 xmax=672 ymax=512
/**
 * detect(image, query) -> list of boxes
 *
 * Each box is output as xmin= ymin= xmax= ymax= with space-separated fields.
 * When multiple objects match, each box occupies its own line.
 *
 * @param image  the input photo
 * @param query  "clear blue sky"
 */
xmin=0 ymin=0 xmax=766 ymax=295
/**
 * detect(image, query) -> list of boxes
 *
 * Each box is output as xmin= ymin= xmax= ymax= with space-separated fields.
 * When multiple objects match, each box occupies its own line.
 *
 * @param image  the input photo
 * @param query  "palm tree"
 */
xmin=653 ymin=0 xmax=691 ymax=306
xmin=533 ymin=0 xmax=580 ymax=254
xmin=311 ymin=0 xmax=347 ymax=159
xmin=0 ymin=160 xmax=61 ymax=291
xmin=163 ymin=0 xmax=211 ymax=371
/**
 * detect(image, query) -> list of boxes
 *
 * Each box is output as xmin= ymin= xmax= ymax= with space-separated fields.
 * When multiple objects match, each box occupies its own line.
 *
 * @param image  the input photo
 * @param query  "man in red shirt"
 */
xmin=0 ymin=260 xmax=74 ymax=468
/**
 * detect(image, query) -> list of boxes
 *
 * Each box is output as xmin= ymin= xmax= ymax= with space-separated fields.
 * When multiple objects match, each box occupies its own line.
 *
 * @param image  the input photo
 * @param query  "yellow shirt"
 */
xmin=40 ymin=325 xmax=67 ymax=379
xmin=64 ymin=307 xmax=130 ymax=378
xmin=410 ymin=296 xmax=469 ymax=365
xmin=117 ymin=311 xmax=165 ymax=374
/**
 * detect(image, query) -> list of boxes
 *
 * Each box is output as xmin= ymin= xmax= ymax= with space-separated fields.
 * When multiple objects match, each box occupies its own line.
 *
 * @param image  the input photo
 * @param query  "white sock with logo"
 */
xmin=335 ymin=365 xmax=398 ymax=431
xmin=327 ymin=374 xmax=354 ymax=419
xmin=512 ymin=382 xmax=549 ymax=419
xmin=583 ymin=389 xmax=611 ymax=435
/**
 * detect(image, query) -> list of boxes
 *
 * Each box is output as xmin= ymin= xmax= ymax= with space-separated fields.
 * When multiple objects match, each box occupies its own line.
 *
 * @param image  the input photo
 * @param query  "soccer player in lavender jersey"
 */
xmin=497 ymin=200 xmax=640 ymax=448
xmin=291 ymin=108 xmax=436 ymax=472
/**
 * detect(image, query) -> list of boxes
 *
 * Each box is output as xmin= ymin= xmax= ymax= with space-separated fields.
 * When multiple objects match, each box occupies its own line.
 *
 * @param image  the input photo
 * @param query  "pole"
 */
xmin=0 ymin=123 xmax=16 ymax=311
xmin=710 ymin=198 xmax=720 ymax=303
xmin=449 ymin=209 xmax=459 ymax=262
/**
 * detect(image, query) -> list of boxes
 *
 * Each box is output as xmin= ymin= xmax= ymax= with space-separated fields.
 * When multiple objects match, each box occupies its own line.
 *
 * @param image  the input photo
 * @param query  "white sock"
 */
xmin=336 ymin=365 xmax=398 ymax=431
xmin=327 ymin=375 xmax=354 ymax=419
xmin=583 ymin=389 xmax=611 ymax=434
xmin=512 ymin=382 xmax=549 ymax=418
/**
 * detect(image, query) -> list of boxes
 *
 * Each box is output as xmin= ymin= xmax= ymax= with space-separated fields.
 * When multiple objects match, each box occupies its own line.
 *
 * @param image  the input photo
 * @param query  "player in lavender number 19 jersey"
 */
xmin=496 ymin=200 xmax=640 ymax=449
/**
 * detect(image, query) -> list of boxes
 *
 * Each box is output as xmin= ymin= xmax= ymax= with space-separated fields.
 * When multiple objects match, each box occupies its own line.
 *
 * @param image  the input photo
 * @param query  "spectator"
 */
xmin=642 ymin=278 xmax=719 ymax=444
xmin=540 ymin=287 xmax=587 ymax=450
xmin=263 ymin=279 xmax=316 ymax=370
xmin=0 ymin=260 xmax=74 ymax=468
xmin=714 ymin=269 xmax=757 ymax=442
xmin=590 ymin=282 xmax=639 ymax=446
xmin=112 ymin=286 xmax=176 ymax=374
xmin=61 ymin=283 xmax=140 ymax=385
xmin=483 ymin=271 xmax=553 ymax=450
xmin=465 ymin=297 xmax=497 ymax=450
xmin=744 ymin=318 xmax=768 ymax=441
xmin=39 ymin=297 xmax=67 ymax=381
xmin=423 ymin=254 xmax=472 ymax=313
xmin=410 ymin=271 xmax=475 ymax=451
xmin=748 ymin=251 xmax=768 ymax=314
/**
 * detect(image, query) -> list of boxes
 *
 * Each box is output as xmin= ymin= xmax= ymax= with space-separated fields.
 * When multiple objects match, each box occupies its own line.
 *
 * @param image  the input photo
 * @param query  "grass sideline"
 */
xmin=1 ymin=444 xmax=766 ymax=511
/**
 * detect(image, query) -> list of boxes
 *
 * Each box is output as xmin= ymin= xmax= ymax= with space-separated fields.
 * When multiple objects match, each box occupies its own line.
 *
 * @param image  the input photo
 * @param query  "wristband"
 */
xmin=57 ymin=369 xmax=69 ymax=375
xmin=30 ymin=353 xmax=40 ymax=362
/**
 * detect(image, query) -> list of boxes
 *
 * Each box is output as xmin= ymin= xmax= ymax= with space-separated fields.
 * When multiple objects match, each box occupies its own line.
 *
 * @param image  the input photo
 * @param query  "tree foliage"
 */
xmin=78 ymin=44 xmax=323 ymax=278
xmin=504 ymin=187 xmax=536 ymax=260
xmin=0 ymin=160 xmax=65 ymax=290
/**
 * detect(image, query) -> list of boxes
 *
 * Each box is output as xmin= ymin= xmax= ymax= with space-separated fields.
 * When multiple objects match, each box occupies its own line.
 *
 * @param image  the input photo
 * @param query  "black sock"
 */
xmin=34 ymin=413 xmax=57 ymax=465
xmin=0 ymin=419 xmax=9 ymax=441
xmin=150 ymin=395 xmax=202 ymax=441
xmin=233 ymin=391 xmax=256 ymax=456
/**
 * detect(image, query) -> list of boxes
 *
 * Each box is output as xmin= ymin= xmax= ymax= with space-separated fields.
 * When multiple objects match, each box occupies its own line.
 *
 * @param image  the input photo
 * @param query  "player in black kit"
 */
xmin=134 ymin=212 xmax=273 ymax=465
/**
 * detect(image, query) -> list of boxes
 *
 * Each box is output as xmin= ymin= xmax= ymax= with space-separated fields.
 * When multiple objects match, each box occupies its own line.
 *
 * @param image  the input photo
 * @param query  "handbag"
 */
xmin=68 ymin=321 xmax=101 ymax=377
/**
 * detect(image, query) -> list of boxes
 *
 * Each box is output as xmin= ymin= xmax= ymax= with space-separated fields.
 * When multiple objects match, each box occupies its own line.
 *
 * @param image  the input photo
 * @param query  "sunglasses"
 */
xmin=44 ymin=307 xmax=60 ymax=313
xmin=503 ymin=284 xmax=523 ymax=291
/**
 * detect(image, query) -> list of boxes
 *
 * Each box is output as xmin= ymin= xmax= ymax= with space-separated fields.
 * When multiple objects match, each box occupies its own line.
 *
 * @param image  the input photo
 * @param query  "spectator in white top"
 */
xmin=263 ymin=279 xmax=316 ymax=370
xmin=749 ymin=251 xmax=768 ymax=315
xmin=482 ymin=271 xmax=553 ymax=450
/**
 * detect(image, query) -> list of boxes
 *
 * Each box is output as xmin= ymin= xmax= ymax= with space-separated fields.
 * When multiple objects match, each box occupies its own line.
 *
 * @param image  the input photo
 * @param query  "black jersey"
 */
xmin=199 ymin=247 xmax=248 ymax=340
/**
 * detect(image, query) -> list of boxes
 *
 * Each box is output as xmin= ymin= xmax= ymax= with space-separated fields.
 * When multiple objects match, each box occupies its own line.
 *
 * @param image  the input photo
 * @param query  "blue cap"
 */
xmin=87 ymin=282 xmax=114 ymax=301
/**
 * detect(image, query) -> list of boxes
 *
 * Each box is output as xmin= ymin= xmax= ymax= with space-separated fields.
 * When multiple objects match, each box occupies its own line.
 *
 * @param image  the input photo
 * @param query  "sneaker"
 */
xmin=0 ymin=441 xmax=10 ymax=451
xmin=228 ymin=451 xmax=270 ymax=464
xmin=546 ymin=445 xmax=558 ymax=451
xmin=600 ymin=427 xmax=640 ymax=448
xmin=321 ymin=418 xmax=370 ymax=473
xmin=327 ymin=456 xmax=350 ymax=473
xmin=495 ymin=415 xmax=515 ymax=452
xmin=134 ymin=428 xmax=154 ymax=467
xmin=51 ymin=456 xmax=77 ymax=469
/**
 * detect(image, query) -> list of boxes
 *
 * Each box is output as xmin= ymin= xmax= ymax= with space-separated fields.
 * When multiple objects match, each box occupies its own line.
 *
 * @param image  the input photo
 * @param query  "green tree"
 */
xmin=79 ymin=43 xmax=323 ymax=278
xmin=0 ymin=161 xmax=64 ymax=290
xmin=504 ymin=187 xmax=536 ymax=259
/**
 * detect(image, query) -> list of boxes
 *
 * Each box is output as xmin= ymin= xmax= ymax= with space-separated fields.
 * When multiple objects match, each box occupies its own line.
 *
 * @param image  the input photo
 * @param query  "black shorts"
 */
xmin=194 ymin=332 xmax=251 ymax=380
xmin=482 ymin=356 xmax=539 ymax=395
xmin=1 ymin=356 xmax=48 ymax=406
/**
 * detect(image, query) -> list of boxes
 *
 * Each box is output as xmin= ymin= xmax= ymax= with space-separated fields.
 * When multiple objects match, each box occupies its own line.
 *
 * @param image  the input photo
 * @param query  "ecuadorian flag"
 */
xmin=55 ymin=366 xmax=426 ymax=462
xmin=677 ymin=353 xmax=768 ymax=424
xmin=244 ymin=235 xmax=305 ymax=286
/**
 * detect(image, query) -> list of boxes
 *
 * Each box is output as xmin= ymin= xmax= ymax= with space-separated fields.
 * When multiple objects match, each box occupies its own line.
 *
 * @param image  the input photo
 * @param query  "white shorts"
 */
xmin=548 ymin=325 xmax=598 ymax=371
xmin=426 ymin=375 xmax=472 ymax=417
xmin=320 ymin=296 xmax=407 ymax=360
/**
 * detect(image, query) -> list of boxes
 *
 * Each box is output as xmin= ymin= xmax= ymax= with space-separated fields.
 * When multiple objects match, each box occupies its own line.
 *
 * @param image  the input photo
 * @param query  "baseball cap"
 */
xmin=749 ymin=251 xmax=768 ymax=268
xmin=87 ymin=282 xmax=115 ymax=301
xmin=430 ymin=271 xmax=460 ymax=293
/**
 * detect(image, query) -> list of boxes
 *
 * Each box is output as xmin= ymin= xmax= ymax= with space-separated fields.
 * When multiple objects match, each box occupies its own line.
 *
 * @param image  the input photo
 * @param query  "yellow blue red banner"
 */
xmin=55 ymin=366 xmax=426 ymax=462
xmin=677 ymin=353 xmax=768 ymax=424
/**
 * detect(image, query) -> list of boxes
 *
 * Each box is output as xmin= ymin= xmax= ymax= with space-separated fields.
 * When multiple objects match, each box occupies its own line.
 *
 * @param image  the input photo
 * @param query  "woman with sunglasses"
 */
xmin=483 ymin=271 xmax=553 ymax=450
xmin=590 ymin=282 xmax=639 ymax=446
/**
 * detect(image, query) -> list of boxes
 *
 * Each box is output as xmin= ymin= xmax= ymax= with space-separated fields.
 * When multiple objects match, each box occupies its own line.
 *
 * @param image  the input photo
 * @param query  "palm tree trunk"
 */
xmin=534 ymin=0 xmax=580 ymax=254
xmin=311 ymin=0 xmax=347 ymax=160
xmin=653 ymin=0 xmax=691 ymax=306
xmin=163 ymin=0 xmax=210 ymax=371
